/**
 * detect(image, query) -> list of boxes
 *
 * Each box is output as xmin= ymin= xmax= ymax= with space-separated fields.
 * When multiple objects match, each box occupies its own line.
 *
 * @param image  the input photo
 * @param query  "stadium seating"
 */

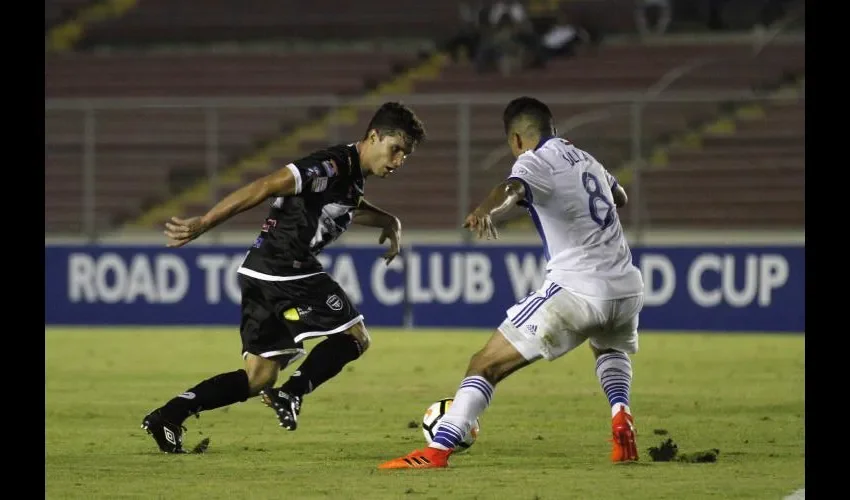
xmin=45 ymin=40 xmax=804 ymax=233
xmin=638 ymin=91 xmax=804 ymax=229
xmin=281 ymin=42 xmax=805 ymax=230
xmin=76 ymin=0 xmax=637 ymax=47
xmin=44 ymin=51 xmax=417 ymax=233
xmin=45 ymin=0 xmax=804 ymax=233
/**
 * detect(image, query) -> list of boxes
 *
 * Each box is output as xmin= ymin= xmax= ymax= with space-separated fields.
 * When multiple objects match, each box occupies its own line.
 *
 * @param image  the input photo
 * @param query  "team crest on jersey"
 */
xmin=326 ymin=294 xmax=343 ymax=311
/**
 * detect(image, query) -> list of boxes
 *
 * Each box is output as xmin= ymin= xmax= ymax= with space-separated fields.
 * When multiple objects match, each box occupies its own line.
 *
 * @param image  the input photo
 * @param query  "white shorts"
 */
xmin=498 ymin=280 xmax=644 ymax=361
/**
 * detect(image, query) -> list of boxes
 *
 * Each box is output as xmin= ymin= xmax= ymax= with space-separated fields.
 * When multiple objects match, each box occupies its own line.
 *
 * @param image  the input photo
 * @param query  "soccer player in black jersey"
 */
xmin=141 ymin=102 xmax=426 ymax=454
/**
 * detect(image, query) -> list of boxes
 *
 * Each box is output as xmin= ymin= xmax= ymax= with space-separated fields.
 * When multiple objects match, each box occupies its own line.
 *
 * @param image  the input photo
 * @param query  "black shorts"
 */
xmin=238 ymin=272 xmax=363 ymax=362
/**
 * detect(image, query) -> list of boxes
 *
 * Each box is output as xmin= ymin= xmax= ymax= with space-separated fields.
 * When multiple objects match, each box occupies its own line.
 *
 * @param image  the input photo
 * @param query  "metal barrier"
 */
xmin=45 ymin=89 xmax=804 ymax=241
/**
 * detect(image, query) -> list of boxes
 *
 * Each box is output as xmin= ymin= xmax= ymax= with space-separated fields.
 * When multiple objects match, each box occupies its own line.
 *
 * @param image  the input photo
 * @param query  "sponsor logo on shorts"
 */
xmin=326 ymin=294 xmax=343 ymax=311
xmin=283 ymin=307 xmax=312 ymax=321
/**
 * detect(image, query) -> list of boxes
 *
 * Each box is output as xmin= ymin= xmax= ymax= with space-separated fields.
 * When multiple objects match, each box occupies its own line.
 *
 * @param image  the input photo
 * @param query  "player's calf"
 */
xmin=425 ymin=332 xmax=522 ymax=452
xmin=466 ymin=327 xmax=535 ymax=384
xmin=262 ymin=323 xmax=369 ymax=430
xmin=378 ymin=330 xmax=531 ymax=469
xmin=594 ymin=348 xmax=638 ymax=462
xmin=143 ymin=368 xmax=251 ymax=453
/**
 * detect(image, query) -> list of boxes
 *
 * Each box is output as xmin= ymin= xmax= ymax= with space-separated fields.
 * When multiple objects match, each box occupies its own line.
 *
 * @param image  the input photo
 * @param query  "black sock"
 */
xmin=279 ymin=334 xmax=363 ymax=398
xmin=159 ymin=369 xmax=250 ymax=424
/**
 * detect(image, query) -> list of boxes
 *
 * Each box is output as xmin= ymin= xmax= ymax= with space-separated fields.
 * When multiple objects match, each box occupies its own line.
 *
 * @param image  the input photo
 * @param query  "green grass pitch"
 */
xmin=46 ymin=328 xmax=804 ymax=499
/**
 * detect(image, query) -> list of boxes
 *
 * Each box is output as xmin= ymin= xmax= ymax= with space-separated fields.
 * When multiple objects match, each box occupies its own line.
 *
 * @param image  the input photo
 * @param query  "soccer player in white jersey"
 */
xmin=378 ymin=96 xmax=645 ymax=469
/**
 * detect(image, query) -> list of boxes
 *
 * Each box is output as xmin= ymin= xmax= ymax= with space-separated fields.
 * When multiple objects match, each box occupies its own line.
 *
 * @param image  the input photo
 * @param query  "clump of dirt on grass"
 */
xmin=190 ymin=437 xmax=211 ymax=454
xmin=647 ymin=437 xmax=719 ymax=463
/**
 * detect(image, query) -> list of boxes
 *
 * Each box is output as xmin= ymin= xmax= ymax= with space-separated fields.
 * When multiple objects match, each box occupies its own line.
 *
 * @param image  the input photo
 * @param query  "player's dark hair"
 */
xmin=364 ymin=101 xmax=426 ymax=145
xmin=503 ymin=96 xmax=555 ymax=136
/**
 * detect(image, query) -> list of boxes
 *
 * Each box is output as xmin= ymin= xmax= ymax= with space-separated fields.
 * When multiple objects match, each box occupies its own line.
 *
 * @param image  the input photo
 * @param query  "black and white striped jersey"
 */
xmin=238 ymin=143 xmax=365 ymax=280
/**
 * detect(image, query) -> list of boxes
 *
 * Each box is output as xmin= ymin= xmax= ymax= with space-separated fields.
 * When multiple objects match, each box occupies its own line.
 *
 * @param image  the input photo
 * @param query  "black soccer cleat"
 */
xmin=261 ymin=389 xmax=302 ymax=431
xmin=141 ymin=409 xmax=186 ymax=454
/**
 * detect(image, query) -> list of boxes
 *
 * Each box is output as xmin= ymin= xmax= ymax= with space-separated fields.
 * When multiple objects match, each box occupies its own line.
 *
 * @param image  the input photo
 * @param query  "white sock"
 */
xmin=611 ymin=402 xmax=631 ymax=418
xmin=429 ymin=376 xmax=494 ymax=450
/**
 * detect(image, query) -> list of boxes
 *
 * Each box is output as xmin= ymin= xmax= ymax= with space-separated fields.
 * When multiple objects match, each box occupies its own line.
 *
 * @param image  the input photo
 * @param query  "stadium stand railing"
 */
xmin=45 ymin=50 xmax=436 ymax=234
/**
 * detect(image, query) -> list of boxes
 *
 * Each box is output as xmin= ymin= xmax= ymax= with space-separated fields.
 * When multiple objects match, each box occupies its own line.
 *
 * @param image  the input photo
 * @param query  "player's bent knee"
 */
xmin=243 ymin=354 xmax=280 ymax=395
xmin=343 ymin=321 xmax=371 ymax=354
xmin=246 ymin=369 xmax=278 ymax=396
xmin=465 ymin=331 xmax=534 ymax=384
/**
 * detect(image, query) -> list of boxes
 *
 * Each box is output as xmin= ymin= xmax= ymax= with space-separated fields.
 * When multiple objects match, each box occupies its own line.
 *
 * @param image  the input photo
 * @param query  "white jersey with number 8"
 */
xmin=507 ymin=137 xmax=644 ymax=299
xmin=499 ymin=137 xmax=645 ymax=361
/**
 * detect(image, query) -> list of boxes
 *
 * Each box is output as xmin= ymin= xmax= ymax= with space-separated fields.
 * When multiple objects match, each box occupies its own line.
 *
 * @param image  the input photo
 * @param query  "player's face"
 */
xmin=367 ymin=130 xmax=414 ymax=178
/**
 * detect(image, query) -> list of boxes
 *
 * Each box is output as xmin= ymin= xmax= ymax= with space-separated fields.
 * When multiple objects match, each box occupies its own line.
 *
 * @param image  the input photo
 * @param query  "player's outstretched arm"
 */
xmin=353 ymin=198 xmax=400 ymax=229
xmin=463 ymin=179 xmax=526 ymax=240
xmin=354 ymin=198 xmax=402 ymax=264
xmin=164 ymin=165 xmax=300 ymax=248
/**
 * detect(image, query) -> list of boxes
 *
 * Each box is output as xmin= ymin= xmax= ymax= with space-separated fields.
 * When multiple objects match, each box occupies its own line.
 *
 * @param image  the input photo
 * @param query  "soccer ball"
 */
xmin=421 ymin=398 xmax=480 ymax=452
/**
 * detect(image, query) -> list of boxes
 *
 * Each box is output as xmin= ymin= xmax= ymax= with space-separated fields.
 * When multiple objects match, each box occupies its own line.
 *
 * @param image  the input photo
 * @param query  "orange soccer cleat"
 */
xmin=610 ymin=407 xmax=638 ymax=462
xmin=377 ymin=447 xmax=452 ymax=469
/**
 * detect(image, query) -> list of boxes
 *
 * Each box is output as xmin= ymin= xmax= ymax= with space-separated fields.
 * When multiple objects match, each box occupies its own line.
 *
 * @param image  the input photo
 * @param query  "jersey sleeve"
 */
xmin=285 ymin=151 xmax=346 ymax=195
xmin=507 ymin=159 xmax=554 ymax=205
xmin=603 ymin=168 xmax=619 ymax=190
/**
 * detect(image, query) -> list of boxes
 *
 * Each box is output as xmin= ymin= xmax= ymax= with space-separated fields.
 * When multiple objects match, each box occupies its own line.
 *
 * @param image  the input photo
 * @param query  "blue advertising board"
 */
xmin=45 ymin=244 xmax=804 ymax=332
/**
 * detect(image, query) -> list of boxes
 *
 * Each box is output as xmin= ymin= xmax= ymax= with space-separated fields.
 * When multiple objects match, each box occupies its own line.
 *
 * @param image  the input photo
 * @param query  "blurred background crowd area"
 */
xmin=44 ymin=0 xmax=804 ymax=243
